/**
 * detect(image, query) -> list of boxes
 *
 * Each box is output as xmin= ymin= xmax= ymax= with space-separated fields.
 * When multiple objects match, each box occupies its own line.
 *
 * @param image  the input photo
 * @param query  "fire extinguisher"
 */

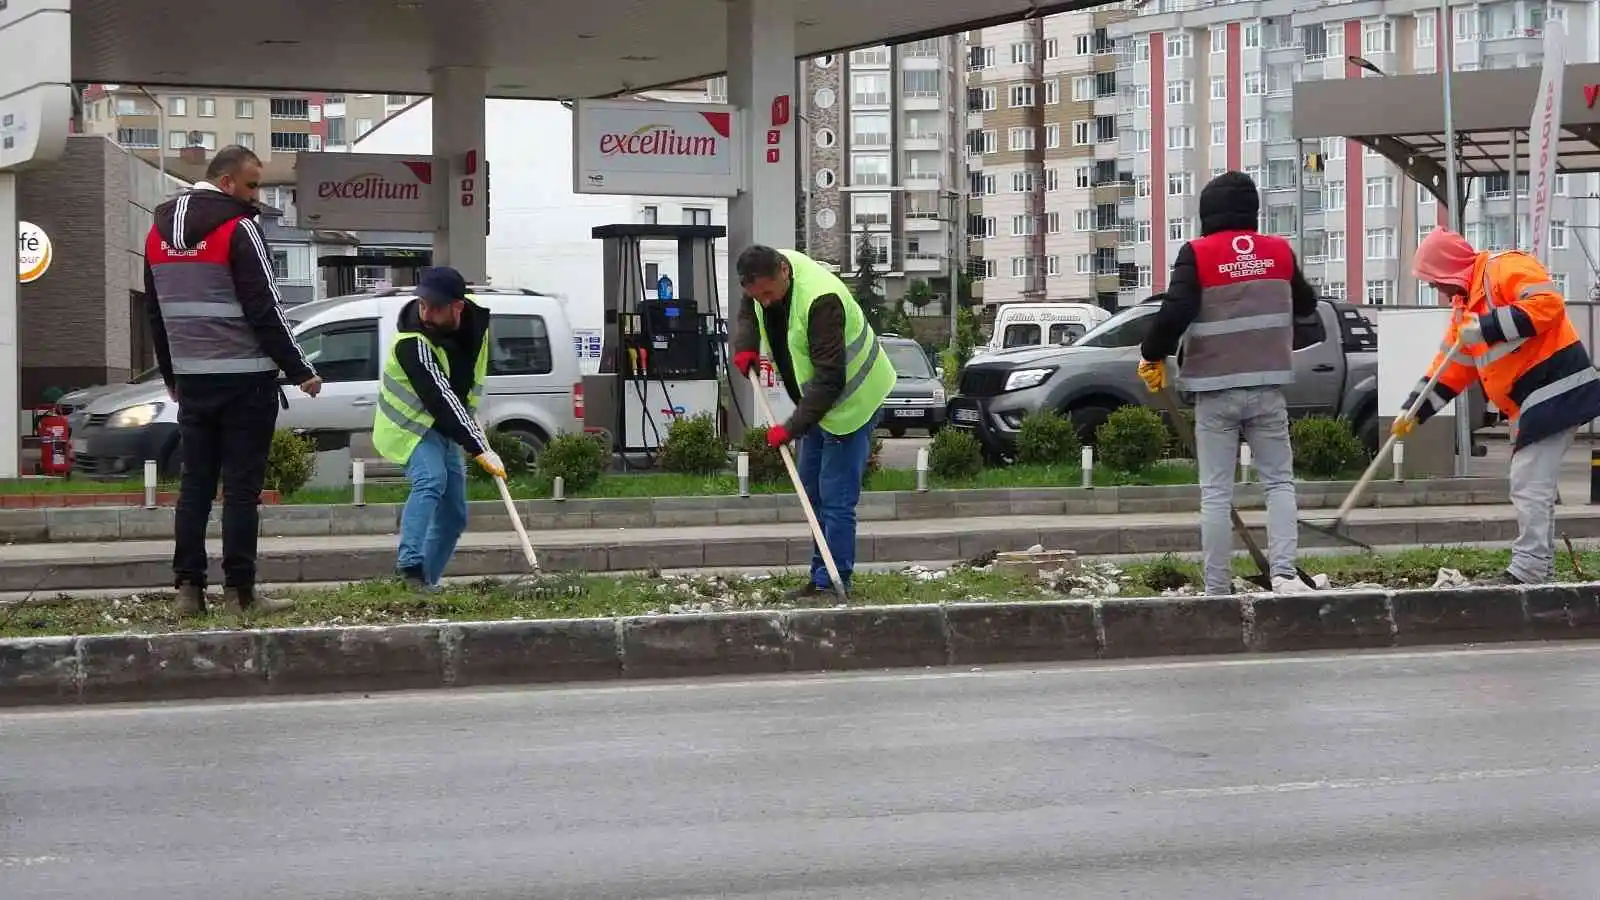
xmin=37 ymin=410 xmax=72 ymax=477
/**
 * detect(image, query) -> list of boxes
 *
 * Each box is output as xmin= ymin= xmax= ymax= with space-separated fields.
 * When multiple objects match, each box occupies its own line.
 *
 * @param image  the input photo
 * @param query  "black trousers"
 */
xmin=172 ymin=374 xmax=280 ymax=589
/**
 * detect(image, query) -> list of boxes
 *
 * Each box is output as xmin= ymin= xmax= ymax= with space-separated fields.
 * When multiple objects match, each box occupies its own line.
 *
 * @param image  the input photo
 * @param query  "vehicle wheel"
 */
xmin=1065 ymin=404 xmax=1117 ymax=447
xmin=927 ymin=423 xmax=943 ymax=436
xmin=887 ymin=425 xmax=907 ymax=439
xmin=499 ymin=427 xmax=546 ymax=463
xmin=1355 ymin=412 xmax=1379 ymax=457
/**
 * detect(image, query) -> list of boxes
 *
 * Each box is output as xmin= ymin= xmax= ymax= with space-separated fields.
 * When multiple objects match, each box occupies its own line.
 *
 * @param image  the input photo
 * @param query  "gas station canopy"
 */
xmin=73 ymin=0 xmax=1107 ymax=99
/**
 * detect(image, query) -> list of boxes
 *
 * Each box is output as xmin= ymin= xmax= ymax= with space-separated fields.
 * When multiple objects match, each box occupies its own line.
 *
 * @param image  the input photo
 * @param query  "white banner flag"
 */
xmin=1527 ymin=19 xmax=1566 ymax=265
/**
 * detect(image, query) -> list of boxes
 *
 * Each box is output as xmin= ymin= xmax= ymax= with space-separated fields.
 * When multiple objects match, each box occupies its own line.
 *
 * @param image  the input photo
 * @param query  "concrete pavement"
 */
xmin=4 ymin=644 xmax=1599 ymax=898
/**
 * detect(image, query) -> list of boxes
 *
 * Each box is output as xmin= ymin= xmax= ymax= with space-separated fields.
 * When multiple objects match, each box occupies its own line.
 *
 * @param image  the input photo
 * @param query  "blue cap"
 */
xmin=415 ymin=266 xmax=468 ymax=306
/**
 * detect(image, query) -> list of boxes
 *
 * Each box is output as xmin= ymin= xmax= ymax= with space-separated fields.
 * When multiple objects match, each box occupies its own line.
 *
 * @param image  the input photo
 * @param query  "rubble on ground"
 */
xmin=1037 ymin=561 xmax=1125 ymax=598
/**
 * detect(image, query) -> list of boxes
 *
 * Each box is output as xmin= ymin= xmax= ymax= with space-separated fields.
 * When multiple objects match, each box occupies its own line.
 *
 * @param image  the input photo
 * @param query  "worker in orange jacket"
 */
xmin=1400 ymin=228 xmax=1600 ymax=585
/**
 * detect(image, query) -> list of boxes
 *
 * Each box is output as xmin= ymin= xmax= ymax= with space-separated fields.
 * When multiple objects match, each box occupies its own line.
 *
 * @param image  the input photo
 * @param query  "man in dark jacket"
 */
xmin=731 ymin=245 xmax=897 ymax=600
xmin=145 ymin=145 xmax=321 ymax=617
xmin=1136 ymin=170 xmax=1319 ymax=596
xmin=371 ymin=267 xmax=503 ymax=591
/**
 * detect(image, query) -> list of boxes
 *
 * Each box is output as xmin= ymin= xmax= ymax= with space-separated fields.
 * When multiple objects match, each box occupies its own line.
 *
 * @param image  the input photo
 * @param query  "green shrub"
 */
xmin=866 ymin=433 xmax=884 ymax=482
xmin=1015 ymin=409 xmax=1082 ymax=465
xmin=536 ymin=431 xmax=608 ymax=492
xmin=1140 ymin=553 xmax=1197 ymax=592
xmin=264 ymin=429 xmax=315 ymax=495
xmin=736 ymin=425 xmax=787 ymax=484
xmin=466 ymin=429 xmax=535 ymax=482
xmin=928 ymin=427 xmax=983 ymax=480
xmin=1095 ymin=405 xmax=1169 ymax=473
xmin=1291 ymin=415 xmax=1366 ymax=478
xmin=657 ymin=413 xmax=728 ymax=475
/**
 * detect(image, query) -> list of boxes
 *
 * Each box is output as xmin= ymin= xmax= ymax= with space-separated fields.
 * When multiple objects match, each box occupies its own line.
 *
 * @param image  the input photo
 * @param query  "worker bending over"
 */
xmin=1400 ymin=228 xmax=1600 ymax=586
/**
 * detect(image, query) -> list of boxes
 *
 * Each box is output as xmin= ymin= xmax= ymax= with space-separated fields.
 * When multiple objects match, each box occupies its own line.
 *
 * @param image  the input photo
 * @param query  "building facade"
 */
xmin=964 ymin=9 xmax=1131 ymax=308
xmin=1110 ymin=0 xmax=1600 ymax=307
xmin=796 ymin=37 xmax=967 ymax=305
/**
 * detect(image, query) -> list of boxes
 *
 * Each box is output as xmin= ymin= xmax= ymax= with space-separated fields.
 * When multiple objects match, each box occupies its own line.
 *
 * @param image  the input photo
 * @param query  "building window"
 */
xmin=271 ymin=250 xmax=291 ymax=281
xmin=115 ymin=98 xmax=140 ymax=115
xmin=1010 ymin=42 xmax=1035 ymax=65
xmin=967 ymin=45 xmax=995 ymax=70
xmin=1166 ymin=126 xmax=1194 ymax=149
xmin=1136 ymin=220 xmax=1153 ymax=243
xmin=1210 ymin=122 xmax=1226 ymax=146
xmin=1012 ymin=171 xmax=1035 ymax=193
xmin=1416 ymin=12 xmax=1436 ymax=47
xmin=1328 ymin=231 xmax=1346 ymax=260
xmin=1553 ymin=274 xmax=1570 ymax=296
xmin=1045 ymin=124 xmax=1060 ymax=149
xmin=386 ymin=94 xmax=410 ymax=106
xmin=1210 ymin=75 xmax=1226 ymax=100
xmin=1076 ymin=254 xmax=1093 ymax=275
xmin=851 ymin=154 xmax=891 ymax=186
xmin=168 ymin=97 xmax=188 ymax=116
xmin=1166 ymin=79 xmax=1191 ymax=104
xmin=234 ymin=99 xmax=253 ymax=119
xmin=1365 ymin=176 xmax=1394 ymax=207
xmin=197 ymin=98 xmax=216 ymax=117
xmin=1043 ymin=37 xmax=1060 ymax=59
xmin=1550 ymin=221 xmax=1569 ymax=249
xmin=853 ymin=194 xmax=890 ymax=226
xmin=902 ymin=70 xmax=941 ymax=98
xmin=1211 ymin=27 xmax=1227 ymax=53
xmin=356 ymin=118 xmax=375 ymax=139
xmin=1075 ymin=167 xmax=1093 ymax=189
xmin=1044 ymin=80 xmax=1059 ymax=105
xmin=1166 ymin=33 xmax=1192 ymax=58
xmin=1075 ymin=34 xmax=1091 ymax=55
xmin=639 ymin=205 xmax=660 ymax=224
xmin=1365 ymin=227 xmax=1394 ymax=259
xmin=850 ymin=46 xmax=890 ymax=66
xmin=1009 ymin=84 xmax=1035 ymax=107
xmin=1012 ymin=215 xmax=1035 ymax=237
xmin=1072 ymin=120 xmax=1092 ymax=146
xmin=167 ymin=131 xmax=187 ymax=150
xmin=1362 ymin=20 xmax=1393 ymax=53
xmin=968 ymin=129 xmax=997 ymax=154
xmin=1365 ymin=279 xmax=1393 ymax=305
xmin=1325 ymin=182 xmax=1345 ymax=210
xmin=1075 ymin=209 xmax=1094 ymax=232
xmin=1243 ymin=71 xmax=1265 ymax=96
xmin=1072 ymin=76 xmax=1094 ymax=101
xmin=236 ymin=132 xmax=256 ymax=150
xmin=270 ymin=131 xmax=311 ymax=152
xmin=1168 ymin=218 xmax=1188 ymax=241
xmin=1008 ymin=127 xmax=1035 ymax=151
xmin=852 ymin=73 xmax=890 ymax=106
xmin=116 ymin=127 xmax=158 ymax=148
xmin=1168 ymin=172 xmax=1192 ymax=196
xmin=1243 ymin=119 xmax=1262 ymax=143
xmin=852 ymin=113 xmax=890 ymax=146
xmin=857 ymin=234 xmax=890 ymax=267
xmin=1045 ymin=211 xmax=1061 ymax=233
xmin=269 ymin=97 xmax=307 ymax=119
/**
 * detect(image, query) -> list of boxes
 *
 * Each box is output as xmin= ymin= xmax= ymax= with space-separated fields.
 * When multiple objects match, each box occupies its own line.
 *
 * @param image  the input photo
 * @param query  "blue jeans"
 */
xmin=397 ymin=429 xmax=469 ymax=586
xmin=795 ymin=414 xmax=878 ymax=590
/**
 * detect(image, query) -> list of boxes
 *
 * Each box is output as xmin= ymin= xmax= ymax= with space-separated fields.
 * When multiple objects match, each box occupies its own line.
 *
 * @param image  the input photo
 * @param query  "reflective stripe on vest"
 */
xmin=1178 ymin=230 xmax=1296 ymax=393
xmin=146 ymin=218 xmax=279 ymax=376
xmin=753 ymin=250 xmax=898 ymax=435
xmin=371 ymin=326 xmax=492 ymax=465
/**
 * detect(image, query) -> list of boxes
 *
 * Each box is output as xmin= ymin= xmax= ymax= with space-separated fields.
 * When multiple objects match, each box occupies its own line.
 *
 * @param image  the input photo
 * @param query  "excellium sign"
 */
xmin=573 ymin=100 xmax=740 ymax=198
xmin=294 ymin=153 xmax=435 ymax=231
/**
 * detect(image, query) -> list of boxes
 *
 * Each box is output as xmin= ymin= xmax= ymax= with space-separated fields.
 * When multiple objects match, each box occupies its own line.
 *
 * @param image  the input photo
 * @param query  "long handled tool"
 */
xmin=1154 ymin=381 xmax=1316 ymax=591
xmin=1304 ymin=336 xmax=1466 ymax=549
xmin=494 ymin=472 xmax=541 ymax=574
xmin=747 ymin=371 xmax=849 ymax=601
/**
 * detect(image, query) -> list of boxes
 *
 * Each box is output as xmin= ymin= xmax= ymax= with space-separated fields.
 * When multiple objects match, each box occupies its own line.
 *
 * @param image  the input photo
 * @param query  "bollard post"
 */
xmin=143 ymin=459 xmax=157 ymax=509
xmin=915 ymin=446 xmax=929 ymax=493
xmin=737 ymin=451 xmax=750 ymax=498
xmin=553 ymin=475 xmax=566 ymax=502
xmin=1081 ymin=445 xmax=1093 ymax=489
xmin=1239 ymin=443 xmax=1252 ymax=483
xmin=1393 ymin=441 xmax=1406 ymax=482
xmin=352 ymin=458 xmax=366 ymax=507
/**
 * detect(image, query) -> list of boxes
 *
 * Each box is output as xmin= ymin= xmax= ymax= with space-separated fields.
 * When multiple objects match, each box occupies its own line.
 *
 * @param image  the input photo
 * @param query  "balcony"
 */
xmin=902 ymin=92 xmax=943 ymax=111
xmin=901 ymin=173 xmax=943 ymax=191
xmin=903 ymin=211 xmax=943 ymax=231
xmin=902 ymin=131 xmax=943 ymax=152
xmin=903 ymin=252 xmax=944 ymax=273
xmin=1117 ymin=243 xmax=1138 ymax=263
xmin=1095 ymin=273 xmax=1121 ymax=293
xmin=1094 ymin=231 xmax=1120 ymax=250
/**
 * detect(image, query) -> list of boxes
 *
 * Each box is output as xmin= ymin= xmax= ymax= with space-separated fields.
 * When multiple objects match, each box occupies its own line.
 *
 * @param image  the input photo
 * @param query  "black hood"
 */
xmin=1198 ymin=170 xmax=1260 ymax=236
xmin=154 ymin=185 xmax=260 ymax=250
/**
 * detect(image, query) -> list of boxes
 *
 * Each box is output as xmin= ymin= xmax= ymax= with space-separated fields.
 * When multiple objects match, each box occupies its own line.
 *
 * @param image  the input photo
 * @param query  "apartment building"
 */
xmin=1110 ymin=0 xmax=1600 ymax=308
xmin=964 ymin=9 xmax=1131 ymax=308
xmin=797 ymin=37 xmax=967 ymax=304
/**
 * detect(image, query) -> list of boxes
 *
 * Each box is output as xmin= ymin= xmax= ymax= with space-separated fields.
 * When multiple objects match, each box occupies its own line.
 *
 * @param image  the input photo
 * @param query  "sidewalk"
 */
xmin=4 ymin=502 xmax=1597 ymax=593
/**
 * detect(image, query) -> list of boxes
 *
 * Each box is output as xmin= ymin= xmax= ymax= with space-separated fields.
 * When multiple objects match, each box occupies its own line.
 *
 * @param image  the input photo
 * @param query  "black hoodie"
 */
xmin=392 ymin=298 xmax=492 ymax=457
xmin=143 ymin=185 xmax=316 ymax=389
xmin=1141 ymin=171 xmax=1319 ymax=363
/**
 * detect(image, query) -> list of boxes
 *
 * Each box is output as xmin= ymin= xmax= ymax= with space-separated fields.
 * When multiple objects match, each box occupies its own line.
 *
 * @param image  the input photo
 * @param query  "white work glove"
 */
xmin=1457 ymin=314 xmax=1483 ymax=347
xmin=474 ymin=450 xmax=506 ymax=479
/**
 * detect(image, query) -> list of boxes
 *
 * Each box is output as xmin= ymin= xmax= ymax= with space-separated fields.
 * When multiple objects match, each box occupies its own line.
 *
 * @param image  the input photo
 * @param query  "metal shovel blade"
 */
xmin=1297 ymin=517 xmax=1374 ymax=552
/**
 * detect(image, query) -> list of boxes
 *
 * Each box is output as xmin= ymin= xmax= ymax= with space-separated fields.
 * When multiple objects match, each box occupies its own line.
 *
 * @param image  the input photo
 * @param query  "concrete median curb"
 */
xmin=0 ymin=476 xmax=1510 ymax=544
xmin=4 ymin=581 xmax=1597 ymax=707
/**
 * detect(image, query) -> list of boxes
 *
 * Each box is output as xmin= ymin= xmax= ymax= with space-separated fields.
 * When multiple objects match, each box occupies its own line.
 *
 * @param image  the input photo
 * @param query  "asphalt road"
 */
xmin=5 ymin=645 xmax=1600 ymax=899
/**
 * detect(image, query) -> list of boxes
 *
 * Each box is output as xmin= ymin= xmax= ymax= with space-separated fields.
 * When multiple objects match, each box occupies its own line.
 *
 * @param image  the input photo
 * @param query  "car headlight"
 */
xmin=1003 ymin=368 xmax=1055 ymax=392
xmin=108 ymin=402 xmax=163 ymax=429
xmin=932 ymin=386 xmax=946 ymax=405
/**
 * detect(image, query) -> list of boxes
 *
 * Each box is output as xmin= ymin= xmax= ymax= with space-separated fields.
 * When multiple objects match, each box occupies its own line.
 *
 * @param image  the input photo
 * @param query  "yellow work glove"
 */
xmin=1136 ymin=359 xmax=1167 ymax=393
xmin=474 ymin=450 xmax=506 ymax=479
xmin=1390 ymin=416 xmax=1415 ymax=438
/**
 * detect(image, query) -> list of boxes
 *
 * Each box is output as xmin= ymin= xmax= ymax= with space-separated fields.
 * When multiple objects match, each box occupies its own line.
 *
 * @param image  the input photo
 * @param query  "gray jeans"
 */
xmin=1506 ymin=426 xmax=1577 ymax=584
xmin=1195 ymin=388 xmax=1298 ymax=595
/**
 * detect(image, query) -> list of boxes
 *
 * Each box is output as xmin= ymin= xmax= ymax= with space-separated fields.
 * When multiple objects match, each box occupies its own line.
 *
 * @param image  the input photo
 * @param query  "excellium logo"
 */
xmin=317 ymin=173 xmax=423 ymax=201
xmin=599 ymin=112 xmax=731 ymax=157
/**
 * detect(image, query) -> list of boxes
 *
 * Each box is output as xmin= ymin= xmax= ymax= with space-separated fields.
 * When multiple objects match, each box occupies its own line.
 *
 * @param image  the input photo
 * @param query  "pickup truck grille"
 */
xmin=958 ymin=368 xmax=1008 ymax=398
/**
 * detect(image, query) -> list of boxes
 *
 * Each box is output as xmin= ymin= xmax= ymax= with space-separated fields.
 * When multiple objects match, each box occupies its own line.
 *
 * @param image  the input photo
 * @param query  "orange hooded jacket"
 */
xmin=1406 ymin=245 xmax=1600 ymax=451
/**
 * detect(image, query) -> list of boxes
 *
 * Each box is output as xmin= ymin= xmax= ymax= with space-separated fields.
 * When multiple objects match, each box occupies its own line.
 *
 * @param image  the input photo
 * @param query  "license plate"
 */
xmin=71 ymin=439 xmax=87 ymax=454
xmin=953 ymin=407 xmax=980 ymax=424
xmin=893 ymin=408 xmax=923 ymax=418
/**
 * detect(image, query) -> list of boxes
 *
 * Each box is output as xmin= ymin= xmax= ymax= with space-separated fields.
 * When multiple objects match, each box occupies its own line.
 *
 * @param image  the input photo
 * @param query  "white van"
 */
xmin=72 ymin=285 xmax=583 ymax=477
xmin=973 ymin=302 xmax=1113 ymax=361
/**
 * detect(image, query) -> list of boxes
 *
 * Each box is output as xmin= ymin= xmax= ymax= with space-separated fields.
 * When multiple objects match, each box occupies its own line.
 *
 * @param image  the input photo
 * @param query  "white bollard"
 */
xmin=737 ymin=451 xmax=750 ymax=497
xmin=143 ymin=459 xmax=158 ymax=509
xmin=915 ymin=446 xmax=929 ymax=493
xmin=1392 ymin=440 xmax=1405 ymax=482
xmin=1239 ymin=443 xmax=1253 ymax=483
xmin=1081 ymin=445 xmax=1093 ymax=489
xmin=553 ymin=475 xmax=566 ymax=502
xmin=352 ymin=458 xmax=366 ymax=507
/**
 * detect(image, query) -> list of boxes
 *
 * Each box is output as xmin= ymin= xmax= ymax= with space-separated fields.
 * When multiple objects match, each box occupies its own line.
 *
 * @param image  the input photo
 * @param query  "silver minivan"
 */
xmin=72 ymin=285 xmax=584 ymax=478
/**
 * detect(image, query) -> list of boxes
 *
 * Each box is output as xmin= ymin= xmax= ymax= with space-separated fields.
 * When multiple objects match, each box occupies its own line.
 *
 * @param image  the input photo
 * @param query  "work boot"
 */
xmin=1270 ymin=574 xmax=1318 ymax=595
xmin=784 ymin=582 xmax=846 ymax=604
xmin=221 ymin=586 xmax=295 ymax=616
xmin=1476 ymin=570 xmax=1528 ymax=588
xmin=397 ymin=565 xmax=431 ymax=592
xmin=174 ymin=584 xmax=206 ymax=617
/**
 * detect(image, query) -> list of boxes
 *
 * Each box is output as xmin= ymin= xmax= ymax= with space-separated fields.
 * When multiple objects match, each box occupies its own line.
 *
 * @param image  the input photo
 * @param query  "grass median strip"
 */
xmin=2 ymin=547 xmax=1594 ymax=640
